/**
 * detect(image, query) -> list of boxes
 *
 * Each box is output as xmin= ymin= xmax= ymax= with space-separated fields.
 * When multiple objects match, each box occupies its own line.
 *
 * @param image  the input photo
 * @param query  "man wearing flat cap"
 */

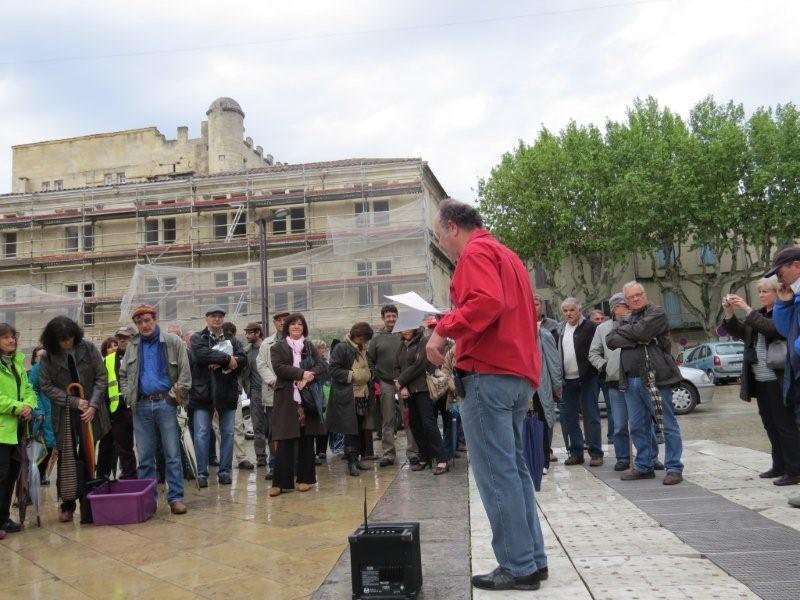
xmin=101 ymin=325 xmax=138 ymax=479
xmin=241 ymin=322 xmax=268 ymax=468
xmin=190 ymin=305 xmax=247 ymax=487
xmin=119 ymin=304 xmax=192 ymax=514
xmin=769 ymin=246 xmax=800 ymax=508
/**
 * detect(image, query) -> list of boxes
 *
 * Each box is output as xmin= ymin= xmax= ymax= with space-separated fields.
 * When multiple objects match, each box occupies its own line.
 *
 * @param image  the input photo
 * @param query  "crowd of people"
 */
xmin=0 ymin=292 xmax=464 ymax=533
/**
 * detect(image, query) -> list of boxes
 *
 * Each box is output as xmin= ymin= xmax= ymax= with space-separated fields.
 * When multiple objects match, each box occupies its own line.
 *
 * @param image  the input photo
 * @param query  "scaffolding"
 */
xmin=0 ymin=159 xmax=452 ymax=350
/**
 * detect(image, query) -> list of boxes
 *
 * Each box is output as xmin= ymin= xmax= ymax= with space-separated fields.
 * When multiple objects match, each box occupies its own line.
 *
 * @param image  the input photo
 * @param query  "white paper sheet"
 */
xmin=384 ymin=291 xmax=443 ymax=314
xmin=392 ymin=308 xmax=428 ymax=334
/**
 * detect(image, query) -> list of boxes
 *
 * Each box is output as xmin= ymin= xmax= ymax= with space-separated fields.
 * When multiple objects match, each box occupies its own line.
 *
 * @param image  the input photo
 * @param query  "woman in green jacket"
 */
xmin=0 ymin=323 xmax=37 ymax=535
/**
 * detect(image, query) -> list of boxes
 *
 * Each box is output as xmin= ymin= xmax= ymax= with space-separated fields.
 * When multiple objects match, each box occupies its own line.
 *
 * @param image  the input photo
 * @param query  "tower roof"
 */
xmin=206 ymin=97 xmax=244 ymax=118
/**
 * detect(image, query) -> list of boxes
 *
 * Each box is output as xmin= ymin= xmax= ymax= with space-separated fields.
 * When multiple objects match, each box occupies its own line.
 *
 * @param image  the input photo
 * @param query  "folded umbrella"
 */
xmin=26 ymin=432 xmax=45 ymax=527
xmin=643 ymin=348 xmax=666 ymax=445
xmin=174 ymin=388 xmax=200 ymax=489
xmin=66 ymin=383 xmax=95 ymax=480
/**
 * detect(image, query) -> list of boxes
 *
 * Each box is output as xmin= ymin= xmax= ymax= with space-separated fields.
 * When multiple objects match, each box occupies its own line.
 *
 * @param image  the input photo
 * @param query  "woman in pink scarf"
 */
xmin=269 ymin=313 xmax=327 ymax=497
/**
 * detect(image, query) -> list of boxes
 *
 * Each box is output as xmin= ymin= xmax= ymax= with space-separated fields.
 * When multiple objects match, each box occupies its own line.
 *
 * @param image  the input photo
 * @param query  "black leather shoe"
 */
xmin=760 ymin=468 xmax=784 ymax=479
xmin=471 ymin=566 xmax=541 ymax=591
xmin=264 ymin=470 xmax=274 ymax=481
xmin=379 ymin=457 xmax=395 ymax=467
xmin=209 ymin=458 xmax=220 ymax=467
xmin=238 ymin=460 xmax=255 ymax=470
xmin=564 ymin=454 xmax=584 ymax=466
xmin=218 ymin=473 xmax=232 ymax=485
xmin=0 ymin=519 xmax=21 ymax=533
xmin=348 ymin=461 xmax=361 ymax=477
xmin=197 ymin=477 xmax=208 ymax=489
xmin=654 ymin=460 xmax=665 ymax=471
xmin=621 ymin=469 xmax=655 ymax=480
xmin=614 ymin=460 xmax=629 ymax=471
xmin=774 ymin=474 xmax=800 ymax=486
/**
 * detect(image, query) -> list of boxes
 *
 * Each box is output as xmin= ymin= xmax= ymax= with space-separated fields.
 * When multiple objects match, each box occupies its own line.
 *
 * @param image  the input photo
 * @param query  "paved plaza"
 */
xmin=2 ymin=385 xmax=799 ymax=599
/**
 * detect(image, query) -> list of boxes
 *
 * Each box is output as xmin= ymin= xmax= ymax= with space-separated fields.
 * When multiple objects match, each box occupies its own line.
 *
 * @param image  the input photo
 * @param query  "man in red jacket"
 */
xmin=427 ymin=199 xmax=547 ymax=592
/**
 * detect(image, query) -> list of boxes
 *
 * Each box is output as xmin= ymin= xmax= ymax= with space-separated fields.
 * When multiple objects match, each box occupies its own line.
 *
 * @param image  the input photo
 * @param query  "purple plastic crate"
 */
xmin=87 ymin=479 xmax=157 ymax=526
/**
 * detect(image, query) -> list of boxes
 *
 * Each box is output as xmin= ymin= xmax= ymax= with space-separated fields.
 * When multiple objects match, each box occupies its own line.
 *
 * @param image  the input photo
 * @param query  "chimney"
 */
xmin=177 ymin=126 xmax=189 ymax=142
xmin=265 ymin=154 xmax=274 ymax=165
xmin=245 ymin=136 xmax=253 ymax=148
xmin=255 ymin=145 xmax=263 ymax=157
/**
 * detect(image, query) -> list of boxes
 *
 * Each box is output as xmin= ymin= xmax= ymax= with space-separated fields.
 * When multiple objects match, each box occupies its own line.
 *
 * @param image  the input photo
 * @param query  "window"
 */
xmin=377 ymin=282 xmax=393 ymax=301
xmin=272 ymin=212 xmax=287 ymax=235
xmin=163 ymin=276 xmax=177 ymax=291
xmin=162 ymin=218 xmax=177 ymax=244
xmin=375 ymin=260 xmax=391 ymax=275
xmin=232 ymin=271 xmax=247 ymax=287
xmin=145 ymin=220 xmax=159 ymax=246
xmin=164 ymin=298 xmax=178 ymax=321
xmin=104 ymin=174 xmax=113 ymax=186
xmin=355 ymin=201 xmax=369 ymax=226
xmin=41 ymin=181 xmax=50 ymax=192
xmin=53 ymin=180 xmax=63 ymax=191
xmin=274 ymin=291 xmax=289 ymax=312
xmin=116 ymin=172 xmax=126 ymax=184
xmin=656 ymin=244 xmax=676 ymax=268
xmin=663 ymin=289 xmax=683 ymax=328
xmin=65 ymin=284 xmax=79 ymax=297
xmin=293 ymin=290 xmax=308 ymax=311
xmin=357 ymin=262 xmax=373 ymax=277
xmin=145 ymin=278 xmax=160 ymax=293
xmin=273 ymin=268 xmax=287 ymax=283
xmin=83 ymin=225 xmax=95 ymax=252
xmin=698 ymin=245 xmax=717 ymax=266
xmin=291 ymin=267 xmax=307 ymax=281
xmin=83 ymin=283 xmax=95 ymax=326
xmin=214 ymin=273 xmax=228 ymax=288
xmin=3 ymin=232 xmax=17 ymax=258
xmin=214 ymin=296 xmax=229 ymax=312
xmin=373 ymin=200 xmax=390 ymax=226
xmin=213 ymin=213 xmax=227 ymax=240
xmin=290 ymin=207 xmax=305 ymax=233
xmin=358 ymin=283 xmax=373 ymax=306
xmin=65 ymin=227 xmax=79 ymax=252
xmin=231 ymin=211 xmax=247 ymax=237
xmin=218 ymin=155 xmax=225 ymax=161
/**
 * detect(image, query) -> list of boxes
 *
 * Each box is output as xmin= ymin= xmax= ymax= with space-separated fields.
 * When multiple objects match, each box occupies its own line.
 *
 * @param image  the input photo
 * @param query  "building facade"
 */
xmin=1 ymin=98 xmax=452 ymax=348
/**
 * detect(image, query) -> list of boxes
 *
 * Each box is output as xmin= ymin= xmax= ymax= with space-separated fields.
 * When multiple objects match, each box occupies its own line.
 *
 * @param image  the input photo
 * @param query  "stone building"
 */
xmin=1 ymin=98 xmax=452 ymax=347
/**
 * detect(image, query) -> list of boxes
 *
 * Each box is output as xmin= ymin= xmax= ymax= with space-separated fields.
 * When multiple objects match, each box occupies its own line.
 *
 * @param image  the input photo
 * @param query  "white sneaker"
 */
xmin=542 ymin=467 xmax=548 ymax=475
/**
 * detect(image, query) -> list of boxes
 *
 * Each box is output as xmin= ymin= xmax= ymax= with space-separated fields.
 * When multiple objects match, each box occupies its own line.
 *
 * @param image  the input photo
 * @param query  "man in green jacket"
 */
xmin=367 ymin=304 xmax=414 ymax=467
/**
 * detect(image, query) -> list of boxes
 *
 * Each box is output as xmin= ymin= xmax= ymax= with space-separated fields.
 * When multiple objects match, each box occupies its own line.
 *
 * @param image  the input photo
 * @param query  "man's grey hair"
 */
xmin=438 ymin=198 xmax=483 ymax=230
xmin=561 ymin=297 xmax=582 ymax=311
xmin=588 ymin=309 xmax=605 ymax=318
xmin=622 ymin=281 xmax=645 ymax=296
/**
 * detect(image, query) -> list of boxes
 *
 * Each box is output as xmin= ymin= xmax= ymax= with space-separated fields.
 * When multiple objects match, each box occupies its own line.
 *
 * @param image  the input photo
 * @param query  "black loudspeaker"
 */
xmin=349 ymin=522 xmax=422 ymax=599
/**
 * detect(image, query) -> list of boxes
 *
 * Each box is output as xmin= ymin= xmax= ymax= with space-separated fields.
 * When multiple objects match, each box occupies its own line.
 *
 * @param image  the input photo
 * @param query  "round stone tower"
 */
xmin=206 ymin=97 xmax=245 ymax=174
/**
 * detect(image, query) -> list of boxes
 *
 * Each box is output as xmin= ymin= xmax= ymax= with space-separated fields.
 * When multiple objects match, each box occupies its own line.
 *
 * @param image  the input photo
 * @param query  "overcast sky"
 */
xmin=1 ymin=0 xmax=798 ymax=200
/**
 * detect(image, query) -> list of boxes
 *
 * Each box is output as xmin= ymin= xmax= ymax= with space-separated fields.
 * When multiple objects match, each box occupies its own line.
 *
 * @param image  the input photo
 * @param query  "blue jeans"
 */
xmin=133 ymin=399 xmax=184 ymax=503
xmin=600 ymin=380 xmax=614 ymax=443
xmin=607 ymin=386 xmax=630 ymax=463
xmin=625 ymin=378 xmax=683 ymax=474
xmin=194 ymin=407 xmax=235 ymax=478
xmin=560 ymin=376 xmax=603 ymax=458
xmin=460 ymin=373 xmax=547 ymax=577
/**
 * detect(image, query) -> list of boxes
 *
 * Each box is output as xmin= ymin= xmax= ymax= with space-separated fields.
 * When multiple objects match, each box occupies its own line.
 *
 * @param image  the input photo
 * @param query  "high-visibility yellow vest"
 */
xmin=105 ymin=352 xmax=120 ymax=413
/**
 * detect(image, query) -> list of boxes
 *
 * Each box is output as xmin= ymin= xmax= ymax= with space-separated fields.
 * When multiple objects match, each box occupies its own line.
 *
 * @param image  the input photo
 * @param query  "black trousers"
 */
xmin=315 ymin=435 xmax=328 ymax=457
xmin=96 ymin=429 xmax=118 ymax=480
xmin=407 ymin=391 xmax=446 ymax=463
xmin=273 ymin=433 xmax=316 ymax=490
xmin=754 ymin=379 xmax=800 ymax=476
xmin=532 ymin=394 xmax=552 ymax=461
xmin=345 ymin=413 xmax=370 ymax=461
xmin=0 ymin=442 xmax=20 ymax=524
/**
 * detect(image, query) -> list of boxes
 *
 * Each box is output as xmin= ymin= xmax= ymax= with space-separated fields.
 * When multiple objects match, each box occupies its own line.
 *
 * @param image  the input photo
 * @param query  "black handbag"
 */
xmin=299 ymin=386 xmax=320 ymax=417
xmin=767 ymin=340 xmax=788 ymax=371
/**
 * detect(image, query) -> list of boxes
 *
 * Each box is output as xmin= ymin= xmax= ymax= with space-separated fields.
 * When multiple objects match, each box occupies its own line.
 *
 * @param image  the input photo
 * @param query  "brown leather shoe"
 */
xmin=589 ymin=456 xmax=604 ymax=467
xmin=662 ymin=472 xmax=683 ymax=485
xmin=169 ymin=501 xmax=187 ymax=515
xmin=621 ymin=469 xmax=655 ymax=481
xmin=269 ymin=487 xmax=282 ymax=497
xmin=564 ymin=454 xmax=584 ymax=466
xmin=297 ymin=483 xmax=312 ymax=492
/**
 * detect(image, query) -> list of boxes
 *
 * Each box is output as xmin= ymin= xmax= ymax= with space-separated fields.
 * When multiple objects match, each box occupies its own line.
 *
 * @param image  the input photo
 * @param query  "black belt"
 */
xmin=139 ymin=392 xmax=169 ymax=401
xmin=454 ymin=368 xmax=476 ymax=378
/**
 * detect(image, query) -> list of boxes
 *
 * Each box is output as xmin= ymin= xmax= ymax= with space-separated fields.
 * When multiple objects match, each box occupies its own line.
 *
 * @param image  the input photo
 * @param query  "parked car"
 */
xmin=680 ymin=341 xmax=744 ymax=385
xmin=598 ymin=366 xmax=714 ymax=415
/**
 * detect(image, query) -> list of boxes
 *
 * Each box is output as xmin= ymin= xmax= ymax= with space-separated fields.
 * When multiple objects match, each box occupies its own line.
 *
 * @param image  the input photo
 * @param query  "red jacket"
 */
xmin=435 ymin=229 xmax=541 ymax=388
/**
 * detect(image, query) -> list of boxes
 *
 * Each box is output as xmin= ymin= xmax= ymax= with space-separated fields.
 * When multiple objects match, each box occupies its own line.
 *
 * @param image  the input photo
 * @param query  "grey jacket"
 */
xmin=588 ymin=319 xmax=621 ymax=382
xmin=256 ymin=333 xmax=280 ymax=407
xmin=119 ymin=330 xmax=192 ymax=414
xmin=367 ymin=328 xmax=403 ymax=382
xmin=240 ymin=342 xmax=263 ymax=401
xmin=38 ymin=339 xmax=111 ymax=442
xmin=536 ymin=327 xmax=562 ymax=429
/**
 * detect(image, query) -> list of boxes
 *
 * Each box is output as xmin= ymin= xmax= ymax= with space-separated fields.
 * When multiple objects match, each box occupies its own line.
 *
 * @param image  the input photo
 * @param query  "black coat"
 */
xmin=189 ymin=328 xmax=247 ymax=411
xmin=271 ymin=339 xmax=327 ymax=440
xmin=723 ymin=308 xmax=785 ymax=401
xmin=325 ymin=340 xmax=363 ymax=436
xmin=606 ymin=304 xmax=682 ymax=389
xmin=557 ymin=318 xmax=598 ymax=382
xmin=395 ymin=330 xmax=431 ymax=394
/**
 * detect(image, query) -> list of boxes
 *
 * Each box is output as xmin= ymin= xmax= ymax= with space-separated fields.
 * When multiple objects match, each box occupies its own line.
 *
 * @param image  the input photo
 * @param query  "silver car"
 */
xmin=598 ymin=366 xmax=714 ymax=415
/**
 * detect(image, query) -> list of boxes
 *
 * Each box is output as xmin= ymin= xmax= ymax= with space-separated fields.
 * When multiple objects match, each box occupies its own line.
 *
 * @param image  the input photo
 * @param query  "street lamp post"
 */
xmin=258 ymin=208 xmax=289 ymax=329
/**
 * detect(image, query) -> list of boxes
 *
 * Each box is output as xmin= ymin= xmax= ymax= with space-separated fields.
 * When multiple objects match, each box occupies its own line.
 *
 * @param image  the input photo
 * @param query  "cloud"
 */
xmin=1 ymin=0 xmax=800 ymax=201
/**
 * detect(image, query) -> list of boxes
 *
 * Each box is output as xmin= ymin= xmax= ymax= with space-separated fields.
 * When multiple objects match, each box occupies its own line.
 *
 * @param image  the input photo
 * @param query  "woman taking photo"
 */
xmin=269 ymin=313 xmax=327 ymax=497
xmin=723 ymin=278 xmax=800 ymax=486
xmin=0 ymin=323 xmax=36 ymax=535
xmin=39 ymin=316 xmax=110 ymax=523
xmin=395 ymin=327 xmax=448 ymax=475
xmin=326 ymin=322 xmax=374 ymax=477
